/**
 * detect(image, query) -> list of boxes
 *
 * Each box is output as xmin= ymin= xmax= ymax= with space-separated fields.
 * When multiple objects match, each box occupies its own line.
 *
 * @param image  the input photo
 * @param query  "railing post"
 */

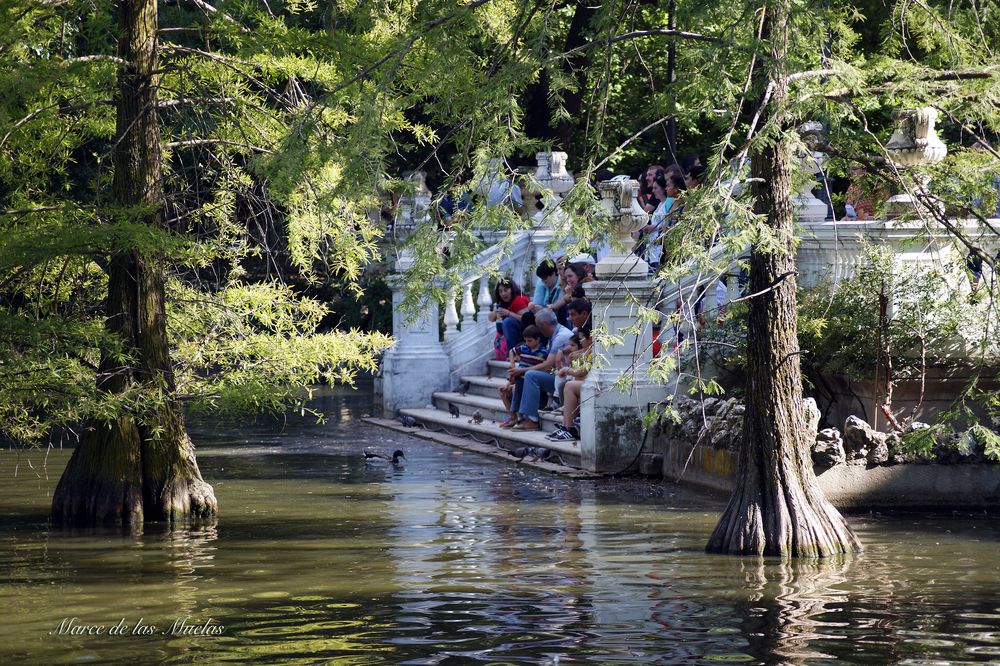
xmin=443 ymin=286 xmax=460 ymax=339
xmin=460 ymin=282 xmax=477 ymax=327
xmin=477 ymin=277 xmax=492 ymax=321
xmin=379 ymin=171 xmax=451 ymax=414
xmin=580 ymin=178 xmax=665 ymax=473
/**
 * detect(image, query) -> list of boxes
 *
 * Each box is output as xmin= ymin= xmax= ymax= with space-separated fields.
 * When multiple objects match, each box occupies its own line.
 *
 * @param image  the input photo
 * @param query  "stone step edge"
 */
xmin=397 ymin=408 xmax=583 ymax=460
xmin=433 ymin=392 xmax=565 ymax=426
xmin=363 ymin=417 xmax=599 ymax=479
xmin=460 ymin=375 xmax=507 ymax=388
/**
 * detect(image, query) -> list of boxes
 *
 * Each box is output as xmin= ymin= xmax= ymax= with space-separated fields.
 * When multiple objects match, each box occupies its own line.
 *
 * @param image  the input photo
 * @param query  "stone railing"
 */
xmin=439 ymin=231 xmax=535 ymax=388
xmin=379 ymin=154 xmax=576 ymax=413
xmin=797 ymin=217 xmax=998 ymax=291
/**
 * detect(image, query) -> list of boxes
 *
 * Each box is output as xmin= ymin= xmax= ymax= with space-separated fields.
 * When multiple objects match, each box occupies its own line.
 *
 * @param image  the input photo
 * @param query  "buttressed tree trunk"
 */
xmin=705 ymin=0 xmax=861 ymax=557
xmin=52 ymin=0 xmax=217 ymax=526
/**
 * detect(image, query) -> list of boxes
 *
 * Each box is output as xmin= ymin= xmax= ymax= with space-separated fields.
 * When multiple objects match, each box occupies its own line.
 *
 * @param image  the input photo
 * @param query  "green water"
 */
xmin=3 ymin=386 xmax=1000 ymax=664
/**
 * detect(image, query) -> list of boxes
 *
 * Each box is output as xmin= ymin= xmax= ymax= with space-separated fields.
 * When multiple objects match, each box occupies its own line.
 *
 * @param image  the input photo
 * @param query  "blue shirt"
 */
xmin=532 ymin=280 xmax=563 ymax=308
xmin=546 ymin=325 xmax=574 ymax=360
xmin=487 ymin=179 xmax=523 ymax=209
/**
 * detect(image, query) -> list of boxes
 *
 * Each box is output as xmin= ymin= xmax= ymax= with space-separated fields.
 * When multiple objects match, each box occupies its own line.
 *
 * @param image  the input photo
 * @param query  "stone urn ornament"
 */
xmin=884 ymin=107 xmax=948 ymax=218
xmin=792 ymin=121 xmax=830 ymax=224
xmin=531 ymin=151 xmax=575 ymax=232
xmin=595 ymin=177 xmax=649 ymax=279
xmin=393 ymin=170 xmax=432 ymax=271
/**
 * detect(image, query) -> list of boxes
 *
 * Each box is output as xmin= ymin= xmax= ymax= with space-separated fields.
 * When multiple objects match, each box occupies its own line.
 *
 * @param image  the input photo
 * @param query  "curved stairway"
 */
xmin=398 ymin=357 xmax=583 ymax=468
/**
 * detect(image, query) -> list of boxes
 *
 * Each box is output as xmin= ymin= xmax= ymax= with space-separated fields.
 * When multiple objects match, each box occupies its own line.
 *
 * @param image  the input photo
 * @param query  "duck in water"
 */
xmin=364 ymin=448 xmax=406 ymax=465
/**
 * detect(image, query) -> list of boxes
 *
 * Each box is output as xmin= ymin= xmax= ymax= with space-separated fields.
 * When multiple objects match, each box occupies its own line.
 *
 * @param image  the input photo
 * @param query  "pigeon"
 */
xmin=364 ymin=447 xmax=406 ymax=464
xmin=398 ymin=414 xmax=418 ymax=428
xmin=538 ymin=449 xmax=566 ymax=466
xmin=458 ymin=380 xmax=471 ymax=396
xmin=507 ymin=446 xmax=564 ymax=465
xmin=468 ymin=410 xmax=483 ymax=425
xmin=448 ymin=402 xmax=461 ymax=418
xmin=509 ymin=446 xmax=534 ymax=461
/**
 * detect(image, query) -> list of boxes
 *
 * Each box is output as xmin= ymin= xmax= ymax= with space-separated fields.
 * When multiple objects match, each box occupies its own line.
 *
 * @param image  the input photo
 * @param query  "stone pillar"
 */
xmin=380 ymin=276 xmax=450 ymax=414
xmin=792 ymin=121 xmax=830 ymax=225
xmin=579 ymin=178 xmax=663 ymax=473
xmin=529 ymin=151 xmax=575 ymax=283
xmin=380 ymin=171 xmax=450 ymax=414
xmin=594 ymin=178 xmax=649 ymax=280
xmin=580 ymin=279 xmax=666 ymax=473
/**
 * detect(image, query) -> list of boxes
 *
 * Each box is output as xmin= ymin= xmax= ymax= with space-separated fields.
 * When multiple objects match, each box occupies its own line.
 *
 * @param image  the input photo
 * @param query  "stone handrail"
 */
xmin=438 ymin=231 xmax=537 ymax=387
xmin=646 ymin=216 xmax=999 ymax=357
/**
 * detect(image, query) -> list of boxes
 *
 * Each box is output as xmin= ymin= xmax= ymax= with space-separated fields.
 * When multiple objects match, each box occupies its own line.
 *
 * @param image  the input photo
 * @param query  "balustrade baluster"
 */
xmin=461 ymin=282 xmax=476 ymax=329
xmin=477 ymin=278 xmax=492 ymax=320
xmin=443 ymin=286 xmax=460 ymax=340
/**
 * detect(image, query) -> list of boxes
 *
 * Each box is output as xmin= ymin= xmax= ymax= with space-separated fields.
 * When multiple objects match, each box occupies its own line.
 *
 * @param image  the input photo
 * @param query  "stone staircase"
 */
xmin=398 ymin=356 xmax=583 ymax=467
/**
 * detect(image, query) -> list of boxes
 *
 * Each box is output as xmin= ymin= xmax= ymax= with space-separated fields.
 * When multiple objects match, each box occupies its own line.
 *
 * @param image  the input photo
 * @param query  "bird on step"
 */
xmin=468 ymin=410 xmax=483 ymax=424
xmin=448 ymin=402 xmax=461 ymax=418
xmin=364 ymin=448 xmax=406 ymax=465
xmin=458 ymin=380 xmax=471 ymax=396
xmin=397 ymin=414 xmax=419 ymax=428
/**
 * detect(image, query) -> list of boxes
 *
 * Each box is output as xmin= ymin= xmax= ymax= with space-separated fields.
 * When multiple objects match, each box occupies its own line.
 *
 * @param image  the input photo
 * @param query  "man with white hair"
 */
xmin=507 ymin=308 xmax=572 ymax=430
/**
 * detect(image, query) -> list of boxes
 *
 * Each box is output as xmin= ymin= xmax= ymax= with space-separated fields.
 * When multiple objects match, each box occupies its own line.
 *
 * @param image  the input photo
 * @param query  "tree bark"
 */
xmin=705 ymin=0 xmax=860 ymax=557
xmin=52 ymin=0 xmax=216 ymax=526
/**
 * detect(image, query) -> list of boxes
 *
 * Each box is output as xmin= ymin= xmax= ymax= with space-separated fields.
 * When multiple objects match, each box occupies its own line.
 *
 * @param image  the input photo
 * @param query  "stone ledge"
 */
xmin=653 ymin=436 xmax=1000 ymax=508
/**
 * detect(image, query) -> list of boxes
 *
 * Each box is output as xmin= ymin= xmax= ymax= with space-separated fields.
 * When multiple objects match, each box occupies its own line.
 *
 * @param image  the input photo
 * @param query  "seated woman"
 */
xmin=548 ymin=263 xmax=590 ymax=327
xmin=487 ymin=277 xmax=531 ymax=359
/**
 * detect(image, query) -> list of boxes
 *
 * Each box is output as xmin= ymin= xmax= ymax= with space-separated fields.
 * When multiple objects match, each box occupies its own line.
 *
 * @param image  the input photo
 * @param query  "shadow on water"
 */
xmin=3 ymin=384 xmax=1000 ymax=664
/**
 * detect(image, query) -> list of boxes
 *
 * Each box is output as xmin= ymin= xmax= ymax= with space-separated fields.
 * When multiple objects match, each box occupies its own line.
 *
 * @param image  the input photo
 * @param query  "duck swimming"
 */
xmin=364 ymin=447 xmax=406 ymax=464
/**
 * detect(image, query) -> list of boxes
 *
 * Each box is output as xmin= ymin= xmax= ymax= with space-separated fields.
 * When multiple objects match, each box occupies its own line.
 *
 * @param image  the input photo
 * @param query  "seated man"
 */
xmin=509 ymin=309 xmax=573 ymax=431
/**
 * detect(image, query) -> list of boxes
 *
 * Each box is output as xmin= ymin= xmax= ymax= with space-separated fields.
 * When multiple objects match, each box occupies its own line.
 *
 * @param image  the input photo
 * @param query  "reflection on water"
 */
xmin=3 ymin=384 xmax=1000 ymax=664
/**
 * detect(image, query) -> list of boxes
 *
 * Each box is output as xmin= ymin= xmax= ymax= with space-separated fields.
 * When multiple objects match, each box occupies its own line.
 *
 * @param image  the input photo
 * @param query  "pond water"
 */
xmin=3 ymin=385 xmax=1000 ymax=664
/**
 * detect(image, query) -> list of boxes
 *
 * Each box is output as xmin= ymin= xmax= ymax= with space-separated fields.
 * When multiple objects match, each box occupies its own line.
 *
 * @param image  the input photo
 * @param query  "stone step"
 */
xmin=433 ymin=391 xmax=566 ymax=432
xmin=398 ymin=407 xmax=582 ymax=467
xmin=487 ymin=359 xmax=510 ymax=380
xmin=458 ymin=375 xmax=508 ymax=398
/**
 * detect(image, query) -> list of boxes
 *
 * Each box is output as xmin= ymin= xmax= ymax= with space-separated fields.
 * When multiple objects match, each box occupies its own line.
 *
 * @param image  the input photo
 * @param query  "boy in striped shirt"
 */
xmin=498 ymin=325 xmax=548 ymax=427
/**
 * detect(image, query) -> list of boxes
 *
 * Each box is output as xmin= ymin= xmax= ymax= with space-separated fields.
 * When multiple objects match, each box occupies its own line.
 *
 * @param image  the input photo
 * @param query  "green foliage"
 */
xmin=797 ymin=244 xmax=997 ymax=381
xmin=3 ymin=0 xmax=999 ymax=448
xmin=0 ymin=0 xmax=400 ymax=444
xmin=897 ymin=425 xmax=941 ymax=458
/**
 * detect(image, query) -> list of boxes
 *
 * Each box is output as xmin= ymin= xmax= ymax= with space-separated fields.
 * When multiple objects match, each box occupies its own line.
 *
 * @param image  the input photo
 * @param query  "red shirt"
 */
xmin=507 ymin=294 xmax=531 ymax=314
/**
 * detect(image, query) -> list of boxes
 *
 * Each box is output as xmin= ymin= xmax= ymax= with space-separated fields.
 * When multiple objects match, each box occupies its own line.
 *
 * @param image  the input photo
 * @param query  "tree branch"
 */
xmin=164 ymin=138 xmax=272 ymax=153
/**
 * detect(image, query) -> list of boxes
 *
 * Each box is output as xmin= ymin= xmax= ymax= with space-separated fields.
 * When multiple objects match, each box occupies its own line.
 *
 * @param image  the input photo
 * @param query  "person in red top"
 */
xmin=488 ymin=278 xmax=532 ymax=359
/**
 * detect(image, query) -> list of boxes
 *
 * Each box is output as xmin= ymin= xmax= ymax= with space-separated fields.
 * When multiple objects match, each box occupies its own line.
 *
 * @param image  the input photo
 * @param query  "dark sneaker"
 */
xmin=546 ymin=428 xmax=578 ymax=442
xmin=545 ymin=426 xmax=567 ymax=441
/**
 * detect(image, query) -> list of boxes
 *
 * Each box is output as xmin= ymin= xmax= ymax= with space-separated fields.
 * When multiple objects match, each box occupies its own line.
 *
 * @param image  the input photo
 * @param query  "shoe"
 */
xmin=545 ymin=426 xmax=567 ymax=441
xmin=512 ymin=420 xmax=540 ymax=431
xmin=547 ymin=428 xmax=578 ymax=442
xmin=498 ymin=417 xmax=517 ymax=428
xmin=551 ymin=407 xmax=564 ymax=416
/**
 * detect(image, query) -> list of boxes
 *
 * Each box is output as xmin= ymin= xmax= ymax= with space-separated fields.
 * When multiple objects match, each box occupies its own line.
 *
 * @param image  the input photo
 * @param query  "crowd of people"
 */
xmin=488 ymin=253 xmax=596 ymax=442
xmin=476 ymin=155 xmax=714 ymax=442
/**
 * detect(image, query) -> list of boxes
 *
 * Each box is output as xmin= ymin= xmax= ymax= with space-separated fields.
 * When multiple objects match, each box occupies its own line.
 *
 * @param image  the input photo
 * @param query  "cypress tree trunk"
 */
xmin=52 ymin=0 xmax=216 ymax=525
xmin=705 ymin=0 xmax=860 ymax=557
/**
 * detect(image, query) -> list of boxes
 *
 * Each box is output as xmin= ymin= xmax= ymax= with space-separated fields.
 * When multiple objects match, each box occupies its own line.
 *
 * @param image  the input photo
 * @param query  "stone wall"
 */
xmin=647 ymin=396 xmax=1000 ymax=507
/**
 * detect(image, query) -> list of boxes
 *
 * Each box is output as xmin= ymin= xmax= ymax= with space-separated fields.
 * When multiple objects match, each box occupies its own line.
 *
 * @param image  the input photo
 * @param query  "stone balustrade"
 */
xmin=378 ymin=130 xmax=998 ymax=472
